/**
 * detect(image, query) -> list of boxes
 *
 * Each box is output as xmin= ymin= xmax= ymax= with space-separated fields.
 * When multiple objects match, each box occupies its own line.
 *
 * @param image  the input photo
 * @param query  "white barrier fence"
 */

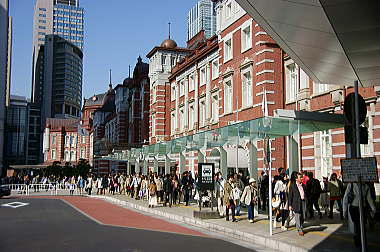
xmin=2 ymin=183 xmax=82 ymax=196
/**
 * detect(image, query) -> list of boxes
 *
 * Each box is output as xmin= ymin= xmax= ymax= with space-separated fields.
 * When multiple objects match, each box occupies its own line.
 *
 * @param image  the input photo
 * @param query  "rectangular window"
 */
xmin=199 ymin=99 xmax=206 ymax=127
xmin=287 ymin=63 xmax=298 ymax=102
xmin=189 ymin=74 xmax=195 ymax=92
xmin=39 ymin=19 xmax=46 ymax=23
xmin=80 ymin=149 xmax=85 ymax=159
xmin=200 ymin=67 xmax=206 ymax=86
xmin=161 ymin=55 xmax=167 ymax=65
xmin=212 ymin=59 xmax=219 ymax=80
xmin=189 ymin=104 xmax=194 ymax=130
xmin=171 ymin=56 xmax=176 ymax=66
xmin=180 ymin=108 xmax=185 ymax=132
xmin=171 ymin=85 xmax=176 ymax=101
xmin=224 ymin=80 xmax=233 ymax=114
xmin=180 ymin=81 xmax=185 ymax=97
xmin=38 ymin=26 xmax=46 ymax=29
xmin=241 ymin=25 xmax=252 ymax=51
xmin=171 ymin=112 xmax=176 ymax=134
xmin=81 ymin=136 xmax=86 ymax=144
xmin=152 ymin=114 xmax=156 ymax=136
xmin=226 ymin=2 xmax=232 ymax=19
xmin=52 ymin=135 xmax=56 ymax=145
xmin=211 ymin=95 xmax=219 ymax=123
xmin=224 ymin=38 xmax=232 ymax=62
xmin=71 ymin=151 xmax=76 ymax=161
xmin=314 ymin=82 xmax=329 ymax=94
xmin=242 ymin=71 xmax=253 ymax=107
xmin=51 ymin=149 xmax=56 ymax=160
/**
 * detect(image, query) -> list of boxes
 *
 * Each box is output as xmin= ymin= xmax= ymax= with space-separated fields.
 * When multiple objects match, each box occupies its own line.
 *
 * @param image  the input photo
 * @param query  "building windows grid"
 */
xmin=286 ymin=63 xmax=298 ymax=102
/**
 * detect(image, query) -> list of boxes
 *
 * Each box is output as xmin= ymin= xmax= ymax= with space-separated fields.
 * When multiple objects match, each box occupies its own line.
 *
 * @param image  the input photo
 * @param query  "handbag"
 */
xmin=272 ymin=196 xmax=281 ymax=208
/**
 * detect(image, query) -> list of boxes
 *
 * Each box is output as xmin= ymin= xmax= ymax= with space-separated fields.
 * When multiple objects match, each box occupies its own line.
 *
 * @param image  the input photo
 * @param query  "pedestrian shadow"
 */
xmin=304 ymin=225 xmax=328 ymax=234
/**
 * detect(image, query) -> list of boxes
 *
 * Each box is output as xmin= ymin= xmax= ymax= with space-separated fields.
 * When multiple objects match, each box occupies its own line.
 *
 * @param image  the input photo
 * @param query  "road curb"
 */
xmin=90 ymin=195 xmax=308 ymax=252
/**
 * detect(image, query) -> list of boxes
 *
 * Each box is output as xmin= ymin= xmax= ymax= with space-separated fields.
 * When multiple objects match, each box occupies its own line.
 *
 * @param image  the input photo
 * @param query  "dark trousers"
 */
xmin=164 ymin=192 xmax=172 ymax=206
xmin=308 ymin=197 xmax=321 ymax=217
xmin=329 ymin=199 xmax=343 ymax=219
xmin=350 ymin=205 xmax=368 ymax=248
xmin=226 ymin=200 xmax=236 ymax=220
xmin=87 ymin=188 xmax=92 ymax=195
xmin=260 ymin=193 xmax=268 ymax=210
xmin=183 ymin=188 xmax=190 ymax=205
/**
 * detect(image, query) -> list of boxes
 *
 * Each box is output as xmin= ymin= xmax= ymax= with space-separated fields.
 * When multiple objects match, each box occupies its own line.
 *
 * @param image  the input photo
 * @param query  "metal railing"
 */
xmin=2 ymin=183 xmax=81 ymax=196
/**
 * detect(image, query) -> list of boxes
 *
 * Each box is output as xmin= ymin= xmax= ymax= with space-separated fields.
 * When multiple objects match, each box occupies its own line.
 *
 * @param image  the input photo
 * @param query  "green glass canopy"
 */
xmin=99 ymin=115 xmax=344 ymax=162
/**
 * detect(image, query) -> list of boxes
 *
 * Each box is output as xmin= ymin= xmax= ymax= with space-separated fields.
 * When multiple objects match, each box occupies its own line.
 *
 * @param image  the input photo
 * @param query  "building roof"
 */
xmin=46 ymin=118 xmax=80 ymax=130
xmin=83 ymin=93 xmax=106 ymax=107
xmin=146 ymin=45 xmax=193 ymax=58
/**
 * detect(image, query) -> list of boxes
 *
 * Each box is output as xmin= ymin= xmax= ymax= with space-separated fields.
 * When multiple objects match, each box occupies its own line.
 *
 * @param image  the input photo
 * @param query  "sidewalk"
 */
xmin=89 ymin=194 xmax=380 ymax=252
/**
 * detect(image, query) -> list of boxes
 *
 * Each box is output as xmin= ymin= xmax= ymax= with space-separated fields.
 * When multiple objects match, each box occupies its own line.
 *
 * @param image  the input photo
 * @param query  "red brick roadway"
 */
xmin=21 ymin=196 xmax=207 ymax=237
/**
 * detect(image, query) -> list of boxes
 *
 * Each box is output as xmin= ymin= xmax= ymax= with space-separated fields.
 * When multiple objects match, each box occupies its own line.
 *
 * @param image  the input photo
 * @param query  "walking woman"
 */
xmin=328 ymin=173 xmax=344 ymax=220
xmin=148 ymin=179 xmax=158 ymax=208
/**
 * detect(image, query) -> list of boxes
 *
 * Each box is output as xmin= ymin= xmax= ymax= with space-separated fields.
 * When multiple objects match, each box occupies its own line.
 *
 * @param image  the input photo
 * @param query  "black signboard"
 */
xmin=198 ymin=163 xmax=215 ymax=191
xmin=341 ymin=157 xmax=379 ymax=183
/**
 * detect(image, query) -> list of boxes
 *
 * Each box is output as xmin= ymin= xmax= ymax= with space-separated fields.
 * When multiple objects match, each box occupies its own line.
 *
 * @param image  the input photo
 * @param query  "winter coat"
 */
xmin=288 ymin=182 xmax=306 ymax=214
xmin=328 ymin=179 xmax=344 ymax=199
xmin=240 ymin=185 xmax=257 ymax=205
xmin=223 ymin=181 xmax=233 ymax=205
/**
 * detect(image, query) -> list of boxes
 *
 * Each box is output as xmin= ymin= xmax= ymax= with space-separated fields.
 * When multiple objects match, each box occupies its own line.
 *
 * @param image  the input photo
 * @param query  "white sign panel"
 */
xmin=341 ymin=157 xmax=379 ymax=183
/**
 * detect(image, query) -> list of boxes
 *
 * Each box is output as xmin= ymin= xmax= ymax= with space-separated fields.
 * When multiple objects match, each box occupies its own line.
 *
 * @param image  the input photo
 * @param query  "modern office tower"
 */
xmin=187 ymin=0 xmax=217 ymax=40
xmin=4 ymin=96 xmax=29 ymax=166
xmin=43 ymin=34 xmax=83 ymax=119
xmin=31 ymin=0 xmax=84 ymax=106
xmin=0 ymin=0 xmax=10 ymax=176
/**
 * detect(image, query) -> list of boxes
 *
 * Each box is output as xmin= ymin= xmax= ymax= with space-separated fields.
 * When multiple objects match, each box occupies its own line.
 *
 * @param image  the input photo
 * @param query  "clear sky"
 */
xmin=9 ymin=0 xmax=198 ymax=100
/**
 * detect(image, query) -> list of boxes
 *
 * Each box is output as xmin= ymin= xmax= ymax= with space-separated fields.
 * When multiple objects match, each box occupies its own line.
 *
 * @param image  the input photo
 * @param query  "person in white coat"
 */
xmin=240 ymin=178 xmax=258 ymax=223
xmin=343 ymin=182 xmax=376 ymax=248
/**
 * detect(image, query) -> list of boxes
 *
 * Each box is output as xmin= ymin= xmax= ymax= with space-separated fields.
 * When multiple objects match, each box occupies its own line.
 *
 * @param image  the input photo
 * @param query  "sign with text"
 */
xmin=341 ymin=157 xmax=379 ymax=183
xmin=198 ymin=163 xmax=215 ymax=191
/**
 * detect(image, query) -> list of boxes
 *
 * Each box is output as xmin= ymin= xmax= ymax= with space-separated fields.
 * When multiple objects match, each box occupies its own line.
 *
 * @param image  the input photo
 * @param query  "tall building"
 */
xmin=4 ymin=96 xmax=29 ymax=166
xmin=0 ymin=0 xmax=10 ymax=176
xmin=31 ymin=0 xmax=84 ymax=106
xmin=187 ymin=0 xmax=217 ymax=41
xmin=29 ymin=0 xmax=84 ymax=164
xmin=42 ymin=34 xmax=83 ymax=120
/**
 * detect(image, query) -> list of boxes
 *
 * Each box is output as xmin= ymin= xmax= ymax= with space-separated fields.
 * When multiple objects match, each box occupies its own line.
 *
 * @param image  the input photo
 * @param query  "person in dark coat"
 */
xmin=163 ymin=174 xmax=173 ymax=207
xmin=306 ymin=172 xmax=322 ymax=219
xmin=181 ymin=171 xmax=192 ymax=206
xmin=288 ymin=172 xmax=306 ymax=236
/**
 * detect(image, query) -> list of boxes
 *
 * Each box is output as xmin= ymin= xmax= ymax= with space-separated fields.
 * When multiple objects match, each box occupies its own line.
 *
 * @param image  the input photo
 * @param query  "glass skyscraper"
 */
xmin=187 ymin=0 xmax=217 ymax=40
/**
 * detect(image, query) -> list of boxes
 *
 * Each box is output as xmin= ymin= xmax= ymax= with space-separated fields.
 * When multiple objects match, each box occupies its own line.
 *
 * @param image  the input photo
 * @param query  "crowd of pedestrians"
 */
xmin=4 ymin=167 xmax=377 ymax=247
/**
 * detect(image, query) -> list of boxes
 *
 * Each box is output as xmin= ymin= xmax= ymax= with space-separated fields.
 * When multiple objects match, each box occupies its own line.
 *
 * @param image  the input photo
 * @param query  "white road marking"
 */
xmin=1 ymin=202 xmax=30 ymax=208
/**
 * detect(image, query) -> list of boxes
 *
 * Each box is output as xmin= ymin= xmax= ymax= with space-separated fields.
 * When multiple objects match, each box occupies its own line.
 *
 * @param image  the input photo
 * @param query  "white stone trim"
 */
xmin=373 ymin=138 xmax=380 ymax=143
xmin=331 ymin=130 xmax=344 ymax=135
xmin=256 ymin=80 xmax=274 ymax=86
xmin=255 ymin=49 xmax=274 ymax=56
xmin=256 ymin=90 xmax=274 ymax=96
xmin=256 ymin=70 xmax=274 ymax=76
xmin=373 ymin=125 xmax=380 ymax=129
xmin=332 ymin=142 xmax=345 ymax=147
xmin=332 ymin=154 xmax=346 ymax=158
xmin=302 ymin=156 xmax=314 ymax=160
xmin=256 ymin=59 xmax=274 ymax=66
xmin=255 ymin=41 xmax=270 ymax=46
xmin=253 ymin=101 xmax=274 ymax=107
xmin=255 ymin=31 xmax=267 ymax=36
xmin=301 ymin=146 xmax=314 ymax=150
xmin=301 ymin=135 xmax=314 ymax=139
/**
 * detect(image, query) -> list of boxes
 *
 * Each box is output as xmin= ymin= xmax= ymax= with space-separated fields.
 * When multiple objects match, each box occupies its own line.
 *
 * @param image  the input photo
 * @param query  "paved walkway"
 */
xmin=90 ymin=194 xmax=380 ymax=252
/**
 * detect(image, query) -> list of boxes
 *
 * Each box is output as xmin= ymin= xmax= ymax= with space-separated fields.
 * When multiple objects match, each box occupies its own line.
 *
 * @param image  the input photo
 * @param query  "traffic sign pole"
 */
xmin=354 ymin=80 xmax=367 ymax=252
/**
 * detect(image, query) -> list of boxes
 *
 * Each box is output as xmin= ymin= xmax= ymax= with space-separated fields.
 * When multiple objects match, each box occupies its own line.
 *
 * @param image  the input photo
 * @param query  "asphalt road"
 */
xmin=0 ymin=197 xmax=255 ymax=252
